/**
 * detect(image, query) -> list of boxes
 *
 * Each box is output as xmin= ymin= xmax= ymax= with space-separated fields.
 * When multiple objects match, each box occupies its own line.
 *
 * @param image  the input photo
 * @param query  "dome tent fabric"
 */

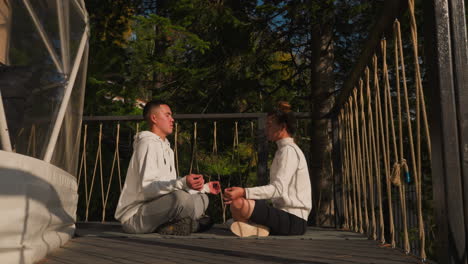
xmin=0 ymin=1 xmax=89 ymax=263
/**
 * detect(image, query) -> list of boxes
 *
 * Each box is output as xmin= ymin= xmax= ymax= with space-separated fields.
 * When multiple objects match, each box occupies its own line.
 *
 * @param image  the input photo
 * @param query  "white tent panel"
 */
xmin=0 ymin=151 xmax=77 ymax=264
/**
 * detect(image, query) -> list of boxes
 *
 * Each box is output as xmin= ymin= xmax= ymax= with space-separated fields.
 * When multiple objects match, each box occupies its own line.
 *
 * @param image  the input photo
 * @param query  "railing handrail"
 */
xmin=82 ymin=112 xmax=313 ymax=122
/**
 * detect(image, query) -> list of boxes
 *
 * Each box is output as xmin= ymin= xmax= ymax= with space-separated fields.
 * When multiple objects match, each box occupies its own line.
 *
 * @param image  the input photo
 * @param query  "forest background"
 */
xmin=79 ymin=0 xmax=435 ymax=231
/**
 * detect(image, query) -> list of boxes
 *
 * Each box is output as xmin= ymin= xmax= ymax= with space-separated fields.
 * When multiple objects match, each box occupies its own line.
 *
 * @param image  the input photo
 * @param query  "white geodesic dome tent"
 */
xmin=0 ymin=1 xmax=88 ymax=263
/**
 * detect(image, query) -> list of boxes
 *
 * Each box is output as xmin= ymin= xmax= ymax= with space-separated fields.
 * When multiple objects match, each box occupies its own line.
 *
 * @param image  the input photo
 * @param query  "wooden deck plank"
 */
xmin=39 ymin=224 xmax=422 ymax=264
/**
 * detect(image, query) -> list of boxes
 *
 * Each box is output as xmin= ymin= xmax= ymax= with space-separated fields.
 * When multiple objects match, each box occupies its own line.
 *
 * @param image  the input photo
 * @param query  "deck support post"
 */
xmin=424 ymin=0 xmax=468 ymax=262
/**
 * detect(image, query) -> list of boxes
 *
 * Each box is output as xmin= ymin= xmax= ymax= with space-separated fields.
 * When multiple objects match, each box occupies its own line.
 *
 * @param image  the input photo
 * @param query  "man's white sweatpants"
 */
xmin=122 ymin=190 xmax=209 ymax=234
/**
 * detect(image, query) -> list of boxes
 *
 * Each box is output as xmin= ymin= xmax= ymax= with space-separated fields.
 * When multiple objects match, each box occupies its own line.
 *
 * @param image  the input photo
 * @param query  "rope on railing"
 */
xmin=365 ymin=67 xmax=377 ymax=240
xmin=233 ymin=121 xmax=242 ymax=187
xmin=346 ymin=107 xmax=354 ymax=232
xmin=213 ymin=122 xmax=218 ymax=154
xmin=348 ymin=98 xmax=357 ymax=232
xmin=250 ymin=121 xmax=254 ymax=139
xmin=409 ymin=0 xmax=430 ymax=258
xmin=86 ymin=123 xmax=102 ymax=222
xmin=249 ymin=121 xmax=259 ymax=187
xmin=212 ymin=121 xmax=227 ymax=223
xmin=353 ymin=86 xmax=368 ymax=234
xmin=380 ymin=38 xmax=395 ymax=248
xmin=77 ymin=124 xmax=87 ymax=191
xmin=342 ymin=109 xmax=352 ymax=231
xmin=347 ymin=100 xmax=359 ymax=232
xmin=372 ymin=55 xmax=385 ymax=244
xmin=360 ymin=78 xmax=373 ymax=238
xmin=189 ymin=122 xmax=198 ymax=174
xmin=338 ymin=111 xmax=349 ymax=230
xmin=233 ymin=121 xmax=239 ymax=157
xmin=383 ymin=32 xmax=411 ymax=254
xmin=394 ymin=8 xmax=428 ymax=258
xmin=337 ymin=2 xmax=431 ymax=257
xmin=97 ymin=125 xmax=108 ymax=222
xmin=102 ymin=123 xmax=122 ymax=222
xmin=408 ymin=0 xmax=431 ymax=162
xmin=116 ymin=124 xmax=122 ymax=191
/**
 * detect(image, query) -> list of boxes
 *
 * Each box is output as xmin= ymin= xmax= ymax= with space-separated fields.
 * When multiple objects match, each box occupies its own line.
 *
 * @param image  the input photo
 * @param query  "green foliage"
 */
xmin=85 ymin=0 xmax=331 ymax=115
xmin=126 ymin=14 xmax=210 ymax=101
xmin=198 ymin=142 xmax=256 ymax=183
xmin=196 ymin=141 xmax=257 ymax=223
xmin=199 ymin=154 xmax=236 ymax=177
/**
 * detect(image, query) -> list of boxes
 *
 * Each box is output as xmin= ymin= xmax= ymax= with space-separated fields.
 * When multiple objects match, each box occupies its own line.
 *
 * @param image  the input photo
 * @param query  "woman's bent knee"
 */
xmin=230 ymin=198 xmax=255 ymax=220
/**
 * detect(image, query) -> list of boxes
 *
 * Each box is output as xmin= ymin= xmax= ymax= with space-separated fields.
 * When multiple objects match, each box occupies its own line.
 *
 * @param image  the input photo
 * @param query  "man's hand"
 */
xmin=223 ymin=187 xmax=245 ymax=204
xmin=186 ymin=174 xmax=204 ymax=191
xmin=207 ymin=181 xmax=221 ymax=195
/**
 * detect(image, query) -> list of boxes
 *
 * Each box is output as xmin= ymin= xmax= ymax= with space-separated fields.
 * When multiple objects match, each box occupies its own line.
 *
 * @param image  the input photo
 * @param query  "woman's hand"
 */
xmin=207 ymin=181 xmax=221 ymax=195
xmin=223 ymin=187 xmax=245 ymax=204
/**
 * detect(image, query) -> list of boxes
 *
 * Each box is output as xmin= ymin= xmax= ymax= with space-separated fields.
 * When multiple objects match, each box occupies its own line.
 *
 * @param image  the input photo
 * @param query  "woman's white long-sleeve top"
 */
xmin=245 ymin=137 xmax=312 ymax=220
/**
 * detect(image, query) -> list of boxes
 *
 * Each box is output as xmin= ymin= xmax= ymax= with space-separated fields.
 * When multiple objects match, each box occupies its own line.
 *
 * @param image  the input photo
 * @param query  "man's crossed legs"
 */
xmin=122 ymin=190 xmax=209 ymax=235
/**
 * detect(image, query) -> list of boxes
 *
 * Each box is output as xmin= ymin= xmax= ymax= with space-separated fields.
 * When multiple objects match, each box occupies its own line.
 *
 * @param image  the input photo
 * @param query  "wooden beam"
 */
xmin=424 ymin=0 xmax=467 ymax=262
xmin=82 ymin=112 xmax=314 ymax=122
xmin=447 ymin=0 xmax=468 ymax=256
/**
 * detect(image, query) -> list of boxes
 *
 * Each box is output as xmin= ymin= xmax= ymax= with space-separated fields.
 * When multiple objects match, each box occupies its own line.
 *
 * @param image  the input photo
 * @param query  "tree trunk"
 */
xmin=309 ymin=20 xmax=335 ymax=226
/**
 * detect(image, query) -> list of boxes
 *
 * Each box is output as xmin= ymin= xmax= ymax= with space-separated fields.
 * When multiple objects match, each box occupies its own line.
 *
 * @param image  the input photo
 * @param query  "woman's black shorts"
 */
xmin=249 ymin=200 xmax=307 ymax=235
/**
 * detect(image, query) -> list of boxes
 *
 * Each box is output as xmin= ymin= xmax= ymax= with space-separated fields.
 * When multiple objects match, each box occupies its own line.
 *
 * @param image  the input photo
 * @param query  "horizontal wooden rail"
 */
xmin=83 ymin=112 xmax=314 ymax=122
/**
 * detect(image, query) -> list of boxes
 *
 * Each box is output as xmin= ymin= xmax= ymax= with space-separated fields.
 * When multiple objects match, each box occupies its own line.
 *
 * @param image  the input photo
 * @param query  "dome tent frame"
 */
xmin=0 ymin=0 xmax=89 ymax=163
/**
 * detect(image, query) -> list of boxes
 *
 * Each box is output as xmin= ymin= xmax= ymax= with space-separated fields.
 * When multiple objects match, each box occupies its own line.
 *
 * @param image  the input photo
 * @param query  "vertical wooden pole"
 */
xmin=424 ymin=0 xmax=468 ymax=262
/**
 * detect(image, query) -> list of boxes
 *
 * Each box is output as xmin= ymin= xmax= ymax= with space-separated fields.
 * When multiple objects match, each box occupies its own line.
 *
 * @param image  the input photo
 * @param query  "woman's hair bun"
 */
xmin=277 ymin=101 xmax=292 ymax=113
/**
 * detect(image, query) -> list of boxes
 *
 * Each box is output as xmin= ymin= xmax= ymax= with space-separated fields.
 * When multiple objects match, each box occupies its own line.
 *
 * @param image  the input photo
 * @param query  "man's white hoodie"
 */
xmin=115 ymin=131 xmax=205 ymax=223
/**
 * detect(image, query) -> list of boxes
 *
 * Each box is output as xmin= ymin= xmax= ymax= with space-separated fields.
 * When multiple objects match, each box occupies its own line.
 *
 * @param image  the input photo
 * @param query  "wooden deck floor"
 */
xmin=39 ymin=223 xmax=422 ymax=264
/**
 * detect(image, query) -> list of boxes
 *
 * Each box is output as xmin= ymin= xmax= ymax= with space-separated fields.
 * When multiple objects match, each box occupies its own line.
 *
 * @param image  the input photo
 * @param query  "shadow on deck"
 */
xmin=39 ymin=222 xmax=421 ymax=264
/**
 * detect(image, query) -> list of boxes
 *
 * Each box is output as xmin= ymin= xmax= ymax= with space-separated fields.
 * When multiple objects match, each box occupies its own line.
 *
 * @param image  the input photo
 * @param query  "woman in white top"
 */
xmin=224 ymin=102 xmax=312 ymax=237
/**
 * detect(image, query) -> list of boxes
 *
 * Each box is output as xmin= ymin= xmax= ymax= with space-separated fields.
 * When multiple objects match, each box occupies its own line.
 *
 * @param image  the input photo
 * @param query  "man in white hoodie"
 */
xmin=115 ymin=100 xmax=220 ymax=235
